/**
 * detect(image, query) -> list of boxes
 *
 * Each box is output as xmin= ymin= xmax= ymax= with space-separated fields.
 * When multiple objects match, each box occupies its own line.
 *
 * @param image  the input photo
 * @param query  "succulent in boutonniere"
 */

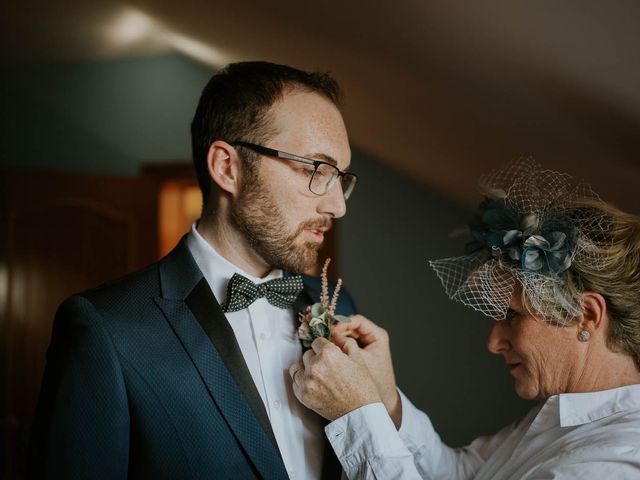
xmin=298 ymin=258 xmax=351 ymax=348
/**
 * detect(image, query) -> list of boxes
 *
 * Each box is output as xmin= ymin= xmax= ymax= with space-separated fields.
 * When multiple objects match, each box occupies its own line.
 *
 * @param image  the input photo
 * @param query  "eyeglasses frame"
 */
xmin=230 ymin=141 xmax=357 ymax=199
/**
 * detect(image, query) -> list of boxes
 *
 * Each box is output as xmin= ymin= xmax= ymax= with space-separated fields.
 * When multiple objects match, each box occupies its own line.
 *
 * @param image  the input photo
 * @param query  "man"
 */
xmin=28 ymin=61 xmax=358 ymax=479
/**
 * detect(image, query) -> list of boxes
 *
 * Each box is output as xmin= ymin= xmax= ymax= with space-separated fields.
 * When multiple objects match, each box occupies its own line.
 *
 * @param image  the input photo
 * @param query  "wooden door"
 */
xmin=0 ymin=169 xmax=158 ymax=479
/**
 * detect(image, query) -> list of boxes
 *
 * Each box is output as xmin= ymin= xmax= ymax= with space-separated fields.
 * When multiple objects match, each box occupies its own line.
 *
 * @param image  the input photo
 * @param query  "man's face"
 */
xmin=231 ymin=88 xmax=351 ymax=273
xmin=487 ymin=293 xmax=581 ymax=401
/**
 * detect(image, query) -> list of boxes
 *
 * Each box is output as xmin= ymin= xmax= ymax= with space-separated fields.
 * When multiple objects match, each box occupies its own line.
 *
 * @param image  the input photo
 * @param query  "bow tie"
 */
xmin=221 ymin=273 xmax=304 ymax=313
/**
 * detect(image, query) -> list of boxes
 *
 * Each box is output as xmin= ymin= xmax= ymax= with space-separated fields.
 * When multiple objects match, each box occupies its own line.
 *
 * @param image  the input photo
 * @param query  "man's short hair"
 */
xmin=190 ymin=61 xmax=343 ymax=202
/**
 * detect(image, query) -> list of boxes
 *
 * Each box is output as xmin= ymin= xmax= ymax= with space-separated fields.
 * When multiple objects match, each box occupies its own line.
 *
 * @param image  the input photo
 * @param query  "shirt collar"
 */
xmin=185 ymin=222 xmax=283 ymax=304
xmin=557 ymin=384 xmax=640 ymax=427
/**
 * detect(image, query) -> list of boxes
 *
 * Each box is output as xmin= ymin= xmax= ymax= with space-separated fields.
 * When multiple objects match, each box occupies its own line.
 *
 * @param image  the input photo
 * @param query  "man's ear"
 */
xmin=579 ymin=291 xmax=608 ymax=337
xmin=206 ymin=140 xmax=243 ymax=196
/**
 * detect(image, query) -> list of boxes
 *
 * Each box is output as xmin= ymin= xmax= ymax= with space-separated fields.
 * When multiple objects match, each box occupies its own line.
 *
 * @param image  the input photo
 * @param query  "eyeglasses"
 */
xmin=231 ymin=141 xmax=357 ymax=200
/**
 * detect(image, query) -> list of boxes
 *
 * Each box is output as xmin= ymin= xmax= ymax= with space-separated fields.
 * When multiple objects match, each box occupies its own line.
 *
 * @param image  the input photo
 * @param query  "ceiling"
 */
xmin=2 ymin=0 xmax=640 ymax=211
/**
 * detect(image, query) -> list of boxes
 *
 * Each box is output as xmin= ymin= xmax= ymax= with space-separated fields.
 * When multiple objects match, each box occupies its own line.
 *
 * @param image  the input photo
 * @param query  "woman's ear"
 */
xmin=206 ymin=141 xmax=243 ymax=196
xmin=579 ymin=291 xmax=608 ymax=339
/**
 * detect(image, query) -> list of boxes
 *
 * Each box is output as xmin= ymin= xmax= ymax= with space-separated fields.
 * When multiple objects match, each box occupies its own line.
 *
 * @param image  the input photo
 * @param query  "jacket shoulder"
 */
xmin=66 ymin=262 xmax=161 ymax=316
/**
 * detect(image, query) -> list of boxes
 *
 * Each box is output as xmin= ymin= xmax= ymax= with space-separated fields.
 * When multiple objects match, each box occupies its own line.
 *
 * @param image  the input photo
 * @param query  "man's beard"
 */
xmin=230 ymin=177 xmax=332 ymax=273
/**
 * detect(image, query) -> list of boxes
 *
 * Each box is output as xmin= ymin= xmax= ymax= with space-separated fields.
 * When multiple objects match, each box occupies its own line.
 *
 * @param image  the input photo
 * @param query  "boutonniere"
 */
xmin=298 ymin=258 xmax=351 ymax=348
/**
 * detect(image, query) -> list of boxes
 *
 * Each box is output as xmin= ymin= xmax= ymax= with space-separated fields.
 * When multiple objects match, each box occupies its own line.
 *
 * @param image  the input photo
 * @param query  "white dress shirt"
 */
xmin=326 ymin=384 xmax=640 ymax=479
xmin=186 ymin=224 xmax=324 ymax=480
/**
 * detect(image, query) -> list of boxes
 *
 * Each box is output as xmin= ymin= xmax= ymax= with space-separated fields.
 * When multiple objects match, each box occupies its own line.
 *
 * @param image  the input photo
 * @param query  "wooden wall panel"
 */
xmin=0 ymin=169 xmax=158 ymax=479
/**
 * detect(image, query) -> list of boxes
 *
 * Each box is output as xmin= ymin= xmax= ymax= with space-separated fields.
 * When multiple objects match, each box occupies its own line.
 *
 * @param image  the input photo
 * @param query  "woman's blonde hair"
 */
xmin=566 ymin=198 xmax=640 ymax=369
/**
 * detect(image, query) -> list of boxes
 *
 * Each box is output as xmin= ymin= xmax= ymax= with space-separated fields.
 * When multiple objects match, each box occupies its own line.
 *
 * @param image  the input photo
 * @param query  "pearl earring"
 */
xmin=578 ymin=330 xmax=590 ymax=342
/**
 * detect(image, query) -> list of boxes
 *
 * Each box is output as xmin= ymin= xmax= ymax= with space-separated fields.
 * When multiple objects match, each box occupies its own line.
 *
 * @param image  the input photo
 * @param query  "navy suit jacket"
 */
xmin=28 ymin=238 xmax=357 ymax=479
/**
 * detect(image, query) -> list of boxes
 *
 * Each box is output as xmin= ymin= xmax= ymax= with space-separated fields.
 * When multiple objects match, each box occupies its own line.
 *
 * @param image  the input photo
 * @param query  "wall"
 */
xmin=1 ymin=54 xmax=212 ymax=173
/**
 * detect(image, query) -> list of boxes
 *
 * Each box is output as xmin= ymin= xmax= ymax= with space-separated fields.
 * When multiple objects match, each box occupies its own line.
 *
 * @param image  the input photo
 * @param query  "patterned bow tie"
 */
xmin=221 ymin=273 xmax=304 ymax=313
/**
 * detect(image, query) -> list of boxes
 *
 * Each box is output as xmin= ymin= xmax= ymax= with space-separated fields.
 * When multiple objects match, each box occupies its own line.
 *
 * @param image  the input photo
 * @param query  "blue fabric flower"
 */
xmin=468 ymin=199 xmax=576 ymax=275
xmin=522 ymin=231 xmax=573 ymax=274
xmin=467 ymin=199 xmax=519 ymax=252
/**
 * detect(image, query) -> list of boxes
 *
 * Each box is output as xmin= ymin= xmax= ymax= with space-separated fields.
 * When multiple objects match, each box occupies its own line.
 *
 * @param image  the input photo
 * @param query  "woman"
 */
xmin=290 ymin=161 xmax=640 ymax=479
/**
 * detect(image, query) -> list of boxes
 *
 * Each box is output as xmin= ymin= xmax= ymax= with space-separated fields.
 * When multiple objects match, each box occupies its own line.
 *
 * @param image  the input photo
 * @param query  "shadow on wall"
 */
xmin=341 ymin=148 xmax=533 ymax=447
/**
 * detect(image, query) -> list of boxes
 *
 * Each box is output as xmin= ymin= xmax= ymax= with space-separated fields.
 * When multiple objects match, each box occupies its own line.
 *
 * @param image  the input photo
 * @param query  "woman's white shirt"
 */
xmin=326 ymin=384 xmax=640 ymax=479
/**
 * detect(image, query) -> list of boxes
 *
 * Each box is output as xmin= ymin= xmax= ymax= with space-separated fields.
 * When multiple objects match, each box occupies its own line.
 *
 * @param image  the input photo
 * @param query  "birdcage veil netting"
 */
xmin=429 ymin=160 xmax=610 ymax=324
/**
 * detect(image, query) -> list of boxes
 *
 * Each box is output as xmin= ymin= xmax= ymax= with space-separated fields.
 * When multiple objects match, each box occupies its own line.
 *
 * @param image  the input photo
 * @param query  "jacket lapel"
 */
xmin=154 ymin=239 xmax=288 ymax=479
xmin=184 ymin=277 xmax=280 ymax=452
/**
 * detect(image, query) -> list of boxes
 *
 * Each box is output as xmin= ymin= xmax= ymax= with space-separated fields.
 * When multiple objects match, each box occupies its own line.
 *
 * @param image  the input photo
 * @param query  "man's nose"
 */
xmin=487 ymin=321 xmax=510 ymax=354
xmin=318 ymin=181 xmax=347 ymax=218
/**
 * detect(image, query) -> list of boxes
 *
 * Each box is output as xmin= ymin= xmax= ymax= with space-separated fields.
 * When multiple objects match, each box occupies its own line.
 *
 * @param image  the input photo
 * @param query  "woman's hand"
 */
xmin=331 ymin=315 xmax=402 ymax=428
xmin=289 ymin=337 xmax=381 ymax=421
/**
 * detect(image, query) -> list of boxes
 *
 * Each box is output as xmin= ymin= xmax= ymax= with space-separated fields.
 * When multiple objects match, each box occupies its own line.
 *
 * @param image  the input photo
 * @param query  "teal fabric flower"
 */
xmin=467 ymin=199 xmax=520 ymax=254
xmin=522 ymin=231 xmax=573 ymax=274
xmin=468 ymin=199 xmax=576 ymax=275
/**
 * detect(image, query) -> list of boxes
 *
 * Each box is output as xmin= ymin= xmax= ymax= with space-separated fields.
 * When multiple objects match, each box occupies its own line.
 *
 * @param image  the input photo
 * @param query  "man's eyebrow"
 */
xmin=303 ymin=152 xmax=352 ymax=171
xmin=305 ymin=153 xmax=338 ymax=166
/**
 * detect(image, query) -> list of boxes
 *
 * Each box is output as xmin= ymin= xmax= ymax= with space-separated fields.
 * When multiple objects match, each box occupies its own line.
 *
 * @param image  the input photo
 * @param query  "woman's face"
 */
xmin=487 ymin=293 xmax=581 ymax=401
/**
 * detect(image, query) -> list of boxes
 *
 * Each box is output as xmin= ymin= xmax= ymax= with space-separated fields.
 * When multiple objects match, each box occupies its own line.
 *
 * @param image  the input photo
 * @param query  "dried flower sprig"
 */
xmin=298 ymin=258 xmax=351 ymax=348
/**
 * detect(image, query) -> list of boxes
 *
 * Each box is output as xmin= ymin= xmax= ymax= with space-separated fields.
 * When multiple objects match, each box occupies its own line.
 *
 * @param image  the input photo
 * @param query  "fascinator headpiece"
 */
xmin=430 ymin=160 xmax=607 ymax=323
